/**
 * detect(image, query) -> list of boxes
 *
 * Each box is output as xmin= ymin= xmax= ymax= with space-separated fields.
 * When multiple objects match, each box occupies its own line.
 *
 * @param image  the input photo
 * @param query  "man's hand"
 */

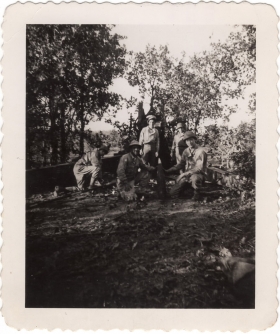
xmin=124 ymin=183 xmax=132 ymax=192
xmin=140 ymin=150 xmax=143 ymax=156
xmin=155 ymin=152 xmax=158 ymax=158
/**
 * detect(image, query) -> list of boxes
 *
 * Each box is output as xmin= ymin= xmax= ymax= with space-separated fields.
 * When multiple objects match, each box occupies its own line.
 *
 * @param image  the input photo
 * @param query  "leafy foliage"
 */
xmin=27 ymin=24 xmax=126 ymax=167
xmin=125 ymin=25 xmax=255 ymax=134
xmin=27 ymin=25 xmax=256 ymax=170
xmin=201 ymin=120 xmax=255 ymax=183
xmin=229 ymin=121 xmax=255 ymax=181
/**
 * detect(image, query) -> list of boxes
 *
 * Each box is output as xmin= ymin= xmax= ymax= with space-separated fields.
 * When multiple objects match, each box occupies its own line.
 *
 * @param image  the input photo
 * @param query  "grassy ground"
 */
xmin=26 ymin=181 xmax=255 ymax=308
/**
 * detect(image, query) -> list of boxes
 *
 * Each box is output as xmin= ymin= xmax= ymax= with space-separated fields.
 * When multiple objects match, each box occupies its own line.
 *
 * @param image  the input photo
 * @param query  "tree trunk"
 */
xmin=149 ymin=86 xmax=155 ymax=112
xmin=60 ymin=103 xmax=67 ymax=163
xmin=156 ymin=158 xmax=167 ymax=199
xmin=194 ymin=109 xmax=202 ymax=134
xmin=49 ymin=85 xmax=58 ymax=165
xmin=128 ymin=114 xmax=133 ymax=139
xmin=160 ymin=100 xmax=167 ymax=130
xmin=79 ymin=97 xmax=85 ymax=154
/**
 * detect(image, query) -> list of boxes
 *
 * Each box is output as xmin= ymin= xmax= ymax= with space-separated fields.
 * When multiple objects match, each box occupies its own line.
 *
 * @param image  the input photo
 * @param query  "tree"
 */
xmin=125 ymin=26 xmax=256 ymax=135
xmin=174 ymin=25 xmax=256 ymax=131
xmin=64 ymin=25 xmax=126 ymax=153
xmin=107 ymin=129 xmax=122 ymax=148
xmin=201 ymin=120 xmax=255 ymax=175
xmin=126 ymin=45 xmax=174 ymax=118
xmin=166 ymin=59 xmax=231 ymax=132
xmin=26 ymin=24 xmax=127 ymax=167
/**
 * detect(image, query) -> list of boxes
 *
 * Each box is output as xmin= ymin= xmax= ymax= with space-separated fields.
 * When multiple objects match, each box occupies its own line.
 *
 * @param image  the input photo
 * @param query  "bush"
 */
xmin=230 ymin=149 xmax=255 ymax=181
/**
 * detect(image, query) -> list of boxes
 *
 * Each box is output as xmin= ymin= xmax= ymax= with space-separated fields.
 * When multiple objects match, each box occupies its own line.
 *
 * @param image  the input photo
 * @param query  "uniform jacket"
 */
xmin=75 ymin=148 xmax=102 ymax=168
xmin=139 ymin=126 xmax=160 ymax=152
xmin=171 ymin=133 xmax=188 ymax=156
xmin=117 ymin=152 xmax=154 ymax=184
xmin=169 ymin=145 xmax=207 ymax=175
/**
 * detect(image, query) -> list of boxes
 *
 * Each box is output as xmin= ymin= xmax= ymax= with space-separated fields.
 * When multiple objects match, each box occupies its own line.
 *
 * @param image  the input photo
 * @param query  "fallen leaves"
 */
xmin=26 ymin=178 xmax=255 ymax=308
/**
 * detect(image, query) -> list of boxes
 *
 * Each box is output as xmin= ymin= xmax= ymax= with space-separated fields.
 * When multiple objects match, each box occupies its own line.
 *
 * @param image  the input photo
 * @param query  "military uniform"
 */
xmin=117 ymin=152 xmax=154 ymax=201
xmin=139 ymin=125 xmax=160 ymax=167
xmin=171 ymin=132 xmax=188 ymax=163
xmin=168 ymin=145 xmax=207 ymax=198
xmin=73 ymin=149 xmax=102 ymax=190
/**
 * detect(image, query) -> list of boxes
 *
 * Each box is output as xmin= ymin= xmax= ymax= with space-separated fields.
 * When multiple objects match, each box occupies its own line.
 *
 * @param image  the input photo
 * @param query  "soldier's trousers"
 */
xmin=117 ymin=170 xmax=150 ymax=201
xmin=73 ymin=164 xmax=100 ymax=190
xmin=169 ymin=173 xmax=204 ymax=198
xmin=142 ymin=143 xmax=157 ymax=167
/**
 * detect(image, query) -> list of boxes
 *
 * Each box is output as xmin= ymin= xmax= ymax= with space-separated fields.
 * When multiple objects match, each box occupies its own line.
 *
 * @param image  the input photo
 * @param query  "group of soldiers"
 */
xmin=73 ymin=114 xmax=207 ymax=201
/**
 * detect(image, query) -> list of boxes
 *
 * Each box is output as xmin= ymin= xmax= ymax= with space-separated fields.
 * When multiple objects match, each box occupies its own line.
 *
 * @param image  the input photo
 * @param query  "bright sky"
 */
xmin=87 ymin=25 xmax=255 ymax=132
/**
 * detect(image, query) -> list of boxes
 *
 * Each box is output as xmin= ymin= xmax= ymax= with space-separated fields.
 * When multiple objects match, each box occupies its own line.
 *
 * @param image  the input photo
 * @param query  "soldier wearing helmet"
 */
xmin=165 ymin=131 xmax=207 ymax=200
xmin=116 ymin=140 xmax=155 ymax=201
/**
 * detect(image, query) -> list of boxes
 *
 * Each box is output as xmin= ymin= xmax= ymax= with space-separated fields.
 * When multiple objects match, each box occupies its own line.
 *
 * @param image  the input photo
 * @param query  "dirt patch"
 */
xmin=26 ymin=183 xmax=255 ymax=308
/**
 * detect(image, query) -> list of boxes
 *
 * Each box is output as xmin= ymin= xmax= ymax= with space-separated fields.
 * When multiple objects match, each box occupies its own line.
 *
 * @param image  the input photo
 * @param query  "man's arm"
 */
xmin=166 ymin=149 xmax=187 ymax=173
xmin=139 ymin=158 xmax=155 ymax=172
xmin=89 ymin=150 xmax=101 ymax=167
xmin=139 ymin=128 xmax=145 ymax=155
xmin=117 ymin=156 xmax=128 ymax=184
xmin=139 ymin=128 xmax=145 ymax=147
xmin=90 ymin=150 xmax=103 ymax=180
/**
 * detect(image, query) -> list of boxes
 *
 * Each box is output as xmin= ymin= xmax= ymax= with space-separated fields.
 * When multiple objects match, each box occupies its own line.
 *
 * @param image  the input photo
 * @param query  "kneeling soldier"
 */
xmin=165 ymin=131 xmax=207 ymax=200
xmin=73 ymin=145 xmax=109 ymax=191
xmin=117 ymin=140 xmax=155 ymax=201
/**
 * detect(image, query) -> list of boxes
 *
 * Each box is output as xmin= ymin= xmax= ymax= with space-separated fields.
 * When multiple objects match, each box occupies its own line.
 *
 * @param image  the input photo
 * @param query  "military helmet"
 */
xmin=176 ymin=123 xmax=185 ymax=131
xmin=129 ymin=140 xmax=142 ymax=148
xmin=183 ymin=131 xmax=197 ymax=141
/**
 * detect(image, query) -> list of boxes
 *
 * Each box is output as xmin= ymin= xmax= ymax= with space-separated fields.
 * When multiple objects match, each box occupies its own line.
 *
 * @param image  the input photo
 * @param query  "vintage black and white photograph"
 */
xmin=25 ymin=23 xmax=256 ymax=309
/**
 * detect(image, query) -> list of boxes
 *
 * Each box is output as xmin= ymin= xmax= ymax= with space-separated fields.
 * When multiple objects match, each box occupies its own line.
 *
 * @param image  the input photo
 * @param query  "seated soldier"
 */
xmin=73 ymin=145 xmax=109 ymax=191
xmin=117 ymin=140 xmax=155 ymax=201
xmin=165 ymin=131 xmax=207 ymax=200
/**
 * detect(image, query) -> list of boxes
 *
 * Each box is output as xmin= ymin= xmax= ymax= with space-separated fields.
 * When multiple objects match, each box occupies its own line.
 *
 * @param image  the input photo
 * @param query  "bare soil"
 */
xmin=26 ymin=182 xmax=255 ymax=308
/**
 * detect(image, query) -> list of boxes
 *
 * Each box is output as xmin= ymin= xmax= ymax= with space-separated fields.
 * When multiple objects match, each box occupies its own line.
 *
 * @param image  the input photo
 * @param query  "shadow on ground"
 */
xmin=26 ymin=182 xmax=255 ymax=308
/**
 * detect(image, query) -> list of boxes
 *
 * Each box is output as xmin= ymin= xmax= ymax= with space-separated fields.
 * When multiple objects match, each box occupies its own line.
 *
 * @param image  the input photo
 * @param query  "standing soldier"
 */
xmin=139 ymin=115 xmax=160 ymax=167
xmin=171 ymin=122 xmax=188 ymax=164
xmin=116 ymin=140 xmax=155 ymax=201
xmin=73 ymin=145 xmax=109 ymax=191
xmin=165 ymin=131 xmax=207 ymax=200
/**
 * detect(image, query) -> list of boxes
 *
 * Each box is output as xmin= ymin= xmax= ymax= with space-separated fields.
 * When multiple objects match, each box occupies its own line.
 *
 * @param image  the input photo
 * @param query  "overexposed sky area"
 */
xmin=87 ymin=25 xmax=255 ymax=132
